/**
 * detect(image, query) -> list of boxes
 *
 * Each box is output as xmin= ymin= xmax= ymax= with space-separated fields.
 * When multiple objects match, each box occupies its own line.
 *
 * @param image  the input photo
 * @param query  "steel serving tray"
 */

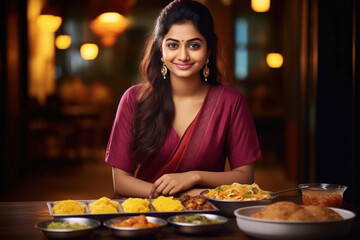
xmin=47 ymin=198 xmax=220 ymax=221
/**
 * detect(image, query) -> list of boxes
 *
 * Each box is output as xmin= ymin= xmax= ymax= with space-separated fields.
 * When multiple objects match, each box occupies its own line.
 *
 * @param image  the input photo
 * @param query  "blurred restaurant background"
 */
xmin=0 ymin=0 xmax=359 ymax=207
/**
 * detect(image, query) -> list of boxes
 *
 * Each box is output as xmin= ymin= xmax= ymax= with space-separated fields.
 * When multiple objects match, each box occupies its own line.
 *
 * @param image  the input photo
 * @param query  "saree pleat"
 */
xmin=132 ymin=85 xmax=260 ymax=183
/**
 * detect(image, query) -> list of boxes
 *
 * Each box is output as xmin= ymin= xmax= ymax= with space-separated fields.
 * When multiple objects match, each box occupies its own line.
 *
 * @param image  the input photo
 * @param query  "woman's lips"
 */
xmin=174 ymin=63 xmax=193 ymax=70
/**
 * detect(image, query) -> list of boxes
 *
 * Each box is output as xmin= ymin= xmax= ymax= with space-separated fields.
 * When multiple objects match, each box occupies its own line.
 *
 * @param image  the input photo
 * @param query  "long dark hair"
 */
xmin=131 ymin=0 xmax=220 ymax=165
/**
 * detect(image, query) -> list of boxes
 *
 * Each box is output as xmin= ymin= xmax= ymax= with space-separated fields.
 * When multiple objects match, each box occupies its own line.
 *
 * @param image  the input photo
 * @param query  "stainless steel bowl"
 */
xmin=167 ymin=213 xmax=227 ymax=235
xmin=35 ymin=217 xmax=100 ymax=239
xmin=200 ymin=190 xmax=277 ymax=216
xmin=103 ymin=215 xmax=167 ymax=238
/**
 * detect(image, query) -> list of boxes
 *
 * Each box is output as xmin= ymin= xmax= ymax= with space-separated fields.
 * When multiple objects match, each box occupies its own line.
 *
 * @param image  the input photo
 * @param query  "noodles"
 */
xmin=204 ymin=183 xmax=271 ymax=201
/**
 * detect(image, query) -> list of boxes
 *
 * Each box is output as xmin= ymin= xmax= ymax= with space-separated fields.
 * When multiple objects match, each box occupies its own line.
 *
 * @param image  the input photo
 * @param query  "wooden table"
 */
xmin=1 ymin=196 xmax=359 ymax=240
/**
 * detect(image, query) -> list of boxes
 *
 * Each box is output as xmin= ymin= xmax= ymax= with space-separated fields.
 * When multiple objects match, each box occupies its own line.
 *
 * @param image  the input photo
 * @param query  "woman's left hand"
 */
xmin=149 ymin=172 xmax=199 ymax=198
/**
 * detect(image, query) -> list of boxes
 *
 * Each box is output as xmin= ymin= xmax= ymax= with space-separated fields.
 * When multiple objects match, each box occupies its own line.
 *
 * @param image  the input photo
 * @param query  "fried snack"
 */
xmin=180 ymin=195 xmax=214 ymax=210
xmin=204 ymin=183 xmax=271 ymax=201
xmin=251 ymin=201 xmax=343 ymax=221
xmin=251 ymin=201 xmax=302 ymax=220
xmin=52 ymin=200 xmax=86 ymax=214
xmin=88 ymin=197 xmax=119 ymax=213
xmin=302 ymin=205 xmax=343 ymax=221
xmin=121 ymin=198 xmax=151 ymax=213
xmin=112 ymin=215 xmax=160 ymax=228
xmin=152 ymin=196 xmax=183 ymax=212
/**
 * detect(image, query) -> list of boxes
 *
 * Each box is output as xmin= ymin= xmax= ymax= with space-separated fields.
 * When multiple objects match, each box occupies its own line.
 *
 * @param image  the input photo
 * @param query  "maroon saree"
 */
xmin=106 ymin=85 xmax=262 ymax=183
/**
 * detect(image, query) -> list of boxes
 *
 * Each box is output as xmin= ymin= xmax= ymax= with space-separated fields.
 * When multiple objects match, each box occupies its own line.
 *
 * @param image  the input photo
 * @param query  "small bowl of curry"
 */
xmin=35 ymin=217 xmax=100 ymax=239
xmin=103 ymin=214 xmax=167 ymax=238
xmin=167 ymin=213 xmax=227 ymax=235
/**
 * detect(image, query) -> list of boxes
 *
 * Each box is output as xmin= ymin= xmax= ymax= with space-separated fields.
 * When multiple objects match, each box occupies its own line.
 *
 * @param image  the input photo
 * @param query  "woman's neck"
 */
xmin=170 ymin=75 xmax=207 ymax=98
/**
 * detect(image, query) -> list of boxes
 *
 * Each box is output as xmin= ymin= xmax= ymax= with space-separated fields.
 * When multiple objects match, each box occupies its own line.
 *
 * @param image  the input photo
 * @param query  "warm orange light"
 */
xmin=80 ymin=43 xmax=99 ymax=60
xmin=266 ymin=53 xmax=283 ymax=68
xmin=251 ymin=0 xmax=270 ymax=12
xmin=90 ymin=12 xmax=129 ymax=47
xmin=55 ymin=35 xmax=72 ymax=49
xmin=37 ymin=14 xmax=62 ymax=32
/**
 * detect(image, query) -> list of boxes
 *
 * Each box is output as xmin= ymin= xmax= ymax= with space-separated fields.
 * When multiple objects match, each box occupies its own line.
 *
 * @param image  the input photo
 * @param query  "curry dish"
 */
xmin=112 ymin=215 xmax=160 ymax=228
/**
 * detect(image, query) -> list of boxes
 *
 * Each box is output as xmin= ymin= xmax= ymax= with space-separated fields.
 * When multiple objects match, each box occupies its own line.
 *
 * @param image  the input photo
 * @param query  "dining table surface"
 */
xmin=0 ymin=194 xmax=359 ymax=240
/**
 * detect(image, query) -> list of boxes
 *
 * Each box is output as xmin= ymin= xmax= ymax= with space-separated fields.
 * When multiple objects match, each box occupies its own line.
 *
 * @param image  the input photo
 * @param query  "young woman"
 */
xmin=105 ymin=0 xmax=262 ymax=198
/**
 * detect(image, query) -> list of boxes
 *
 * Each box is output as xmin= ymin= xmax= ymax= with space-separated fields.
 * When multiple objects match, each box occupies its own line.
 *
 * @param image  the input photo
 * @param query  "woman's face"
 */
xmin=161 ymin=21 xmax=209 ymax=81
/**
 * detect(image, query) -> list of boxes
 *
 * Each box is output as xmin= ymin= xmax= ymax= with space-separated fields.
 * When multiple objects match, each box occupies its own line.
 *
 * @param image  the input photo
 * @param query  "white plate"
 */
xmin=234 ymin=205 xmax=355 ymax=240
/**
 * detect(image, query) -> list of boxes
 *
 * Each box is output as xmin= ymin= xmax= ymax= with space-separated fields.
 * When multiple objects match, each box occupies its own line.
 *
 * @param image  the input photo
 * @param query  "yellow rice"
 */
xmin=88 ymin=197 xmax=119 ymax=213
xmin=52 ymin=200 xmax=85 ymax=214
xmin=152 ymin=196 xmax=183 ymax=212
xmin=121 ymin=198 xmax=151 ymax=213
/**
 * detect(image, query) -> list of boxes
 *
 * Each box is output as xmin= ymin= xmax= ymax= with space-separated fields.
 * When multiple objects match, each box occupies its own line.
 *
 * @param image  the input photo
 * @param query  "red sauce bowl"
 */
xmin=299 ymin=183 xmax=347 ymax=208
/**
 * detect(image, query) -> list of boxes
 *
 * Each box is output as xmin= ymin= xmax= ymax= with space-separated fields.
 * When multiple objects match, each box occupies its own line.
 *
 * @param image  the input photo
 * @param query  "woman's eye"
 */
xmin=189 ymin=43 xmax=200 ymax=49
xmin=168 ymin=43 xmax=178 ymax=49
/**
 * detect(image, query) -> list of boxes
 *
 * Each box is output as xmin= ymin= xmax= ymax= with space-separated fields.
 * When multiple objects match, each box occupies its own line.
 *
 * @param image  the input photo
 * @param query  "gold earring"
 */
xmin=161 ymin=57 xmax=167 ymax=79
xmin=203 ymin=58 xmax=209 ymax=81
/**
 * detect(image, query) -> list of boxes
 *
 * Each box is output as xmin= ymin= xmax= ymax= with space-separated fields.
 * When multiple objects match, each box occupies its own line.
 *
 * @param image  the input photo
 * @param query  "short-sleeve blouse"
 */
xmin=105 ymin=84 xmax=262 ymax=181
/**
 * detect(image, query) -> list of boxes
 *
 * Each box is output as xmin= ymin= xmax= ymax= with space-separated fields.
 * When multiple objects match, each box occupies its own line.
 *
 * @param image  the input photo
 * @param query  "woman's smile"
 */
xmin=174 ymin=63 xmax=193 ymax=70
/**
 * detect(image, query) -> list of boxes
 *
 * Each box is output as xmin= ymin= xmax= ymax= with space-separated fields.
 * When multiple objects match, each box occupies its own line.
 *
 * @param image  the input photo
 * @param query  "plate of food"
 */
xmin=200 ymin=183 xmax=277 ymax=216
xmin=234 ymin=201 xmax=356 ymax=240
xmin=47 ymin=195 xmax=219 ymax=220
xmin=167 ymin=213 xmax=227 ymax=235
xmin=35 ymin=217 xmax=100 ymax=239
xmin=103 ymin=214 xmax=167 ymax=238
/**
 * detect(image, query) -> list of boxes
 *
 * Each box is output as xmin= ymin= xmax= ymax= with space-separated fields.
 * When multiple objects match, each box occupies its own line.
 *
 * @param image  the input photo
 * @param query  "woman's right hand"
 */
xmin=149 ymin=171 xmax=200 ymax=198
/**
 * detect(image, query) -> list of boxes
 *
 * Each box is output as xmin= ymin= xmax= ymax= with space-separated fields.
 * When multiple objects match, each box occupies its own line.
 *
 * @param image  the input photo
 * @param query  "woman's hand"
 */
xmin=149 ymin=172 xmax=199 ymax=198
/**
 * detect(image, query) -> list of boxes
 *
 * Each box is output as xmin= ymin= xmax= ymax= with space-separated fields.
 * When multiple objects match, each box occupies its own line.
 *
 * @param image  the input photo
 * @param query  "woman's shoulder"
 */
xmin=212 ymin=84 xmax=245 ymax=100
xmin=123 ymin=84 xmax=140 ymax=97
xmin=121 ymin=84 xmax=142 ymax=102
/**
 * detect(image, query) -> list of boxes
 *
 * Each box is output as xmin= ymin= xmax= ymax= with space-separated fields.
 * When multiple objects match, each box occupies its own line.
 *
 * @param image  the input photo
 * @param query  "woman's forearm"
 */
xmin=194 ymin=163 xmax=254 ymax=188
xmin=112 ymin=167 xmax=153 ymax=198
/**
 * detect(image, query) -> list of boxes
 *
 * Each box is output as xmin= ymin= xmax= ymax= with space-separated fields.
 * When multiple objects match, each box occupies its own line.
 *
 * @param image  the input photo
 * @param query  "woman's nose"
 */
xmin=178 ymin=47 xmax=189 ymax=61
